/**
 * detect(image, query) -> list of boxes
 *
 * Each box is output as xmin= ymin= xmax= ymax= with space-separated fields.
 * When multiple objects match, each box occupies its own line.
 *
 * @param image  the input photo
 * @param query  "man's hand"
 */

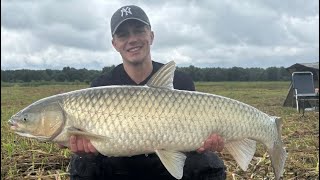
xmin=197 ymin=134 xmax=224 ymax=153
xmin=69 ymin=135 xmax=97 ymax=153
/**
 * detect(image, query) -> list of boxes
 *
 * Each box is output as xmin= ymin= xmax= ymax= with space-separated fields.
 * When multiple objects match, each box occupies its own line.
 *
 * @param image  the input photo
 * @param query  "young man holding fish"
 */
xmin=66 ymin=5 xmax=226 ymax=180
xmin=9 ymin=4 xmax=287 ymax=179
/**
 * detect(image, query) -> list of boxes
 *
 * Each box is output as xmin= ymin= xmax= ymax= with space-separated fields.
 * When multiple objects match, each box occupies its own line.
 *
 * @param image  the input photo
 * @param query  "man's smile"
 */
xmin=127 ymin=46 xmax=142 ymax=52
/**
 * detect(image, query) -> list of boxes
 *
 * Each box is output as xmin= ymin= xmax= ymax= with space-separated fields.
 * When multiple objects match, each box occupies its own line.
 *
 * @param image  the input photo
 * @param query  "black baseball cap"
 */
xmin=110 ymin=5 xmax=151 ymax=35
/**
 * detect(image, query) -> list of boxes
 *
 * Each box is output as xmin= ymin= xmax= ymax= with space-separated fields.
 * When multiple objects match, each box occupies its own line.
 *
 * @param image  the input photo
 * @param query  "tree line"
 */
xmin=1 ymin=65 xmax=291 ymax=84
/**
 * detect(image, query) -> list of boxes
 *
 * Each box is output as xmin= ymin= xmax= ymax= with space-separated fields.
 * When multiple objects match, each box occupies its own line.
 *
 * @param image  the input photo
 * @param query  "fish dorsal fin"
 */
xmin=224 ymin=138 xmax=256 ymax=171
xmin=155 ymin=149 xmax=186 ymax=179
xmin=146 ymin=61 xmax=176 ymax=89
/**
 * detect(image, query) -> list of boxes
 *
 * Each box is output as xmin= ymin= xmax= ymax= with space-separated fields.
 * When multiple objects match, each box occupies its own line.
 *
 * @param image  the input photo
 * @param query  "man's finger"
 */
xmin=70 ymin=135 xmax=78 ymax=153
xmin=203 ymin=138 xmax=212 ymax=150
xmin=83 ymin=138 xmax=90 ymax=153
xmin=197 ymin=147 xmax=205 ymax=153
xmin=76 ymin=137 xmax=84 ymax=152
xmin=88 ymin=142 xmax=97 ymax=153
xmin=211 ymin=134 xmax=218 ymax=151
xmin=217 ymin=136 xmax=224 ymax=152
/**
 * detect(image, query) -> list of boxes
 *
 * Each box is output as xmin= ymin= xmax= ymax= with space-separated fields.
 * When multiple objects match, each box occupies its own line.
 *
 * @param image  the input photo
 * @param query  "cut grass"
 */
xmin=1 ymin=82 xmax=319 ymax=179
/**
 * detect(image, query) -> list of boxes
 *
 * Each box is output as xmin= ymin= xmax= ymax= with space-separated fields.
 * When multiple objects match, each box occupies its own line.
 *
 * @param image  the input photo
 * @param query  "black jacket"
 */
xmin=69 ymin=61 xmax=226 ymax=180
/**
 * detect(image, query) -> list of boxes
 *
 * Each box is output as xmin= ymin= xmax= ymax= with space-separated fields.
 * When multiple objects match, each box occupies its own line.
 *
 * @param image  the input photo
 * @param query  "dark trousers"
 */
xmin=69 ymin=152 xmax=226 ymax=180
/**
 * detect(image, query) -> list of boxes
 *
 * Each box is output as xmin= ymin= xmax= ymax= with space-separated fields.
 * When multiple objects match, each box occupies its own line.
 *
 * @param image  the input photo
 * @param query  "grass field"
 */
xmin=1 ymin=82 xmax=319 ymax=179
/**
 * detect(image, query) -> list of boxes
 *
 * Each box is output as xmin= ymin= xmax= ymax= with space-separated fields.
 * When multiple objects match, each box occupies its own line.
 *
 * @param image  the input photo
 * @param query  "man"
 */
xmin=66 ymin=5 xmax=226 ymax=180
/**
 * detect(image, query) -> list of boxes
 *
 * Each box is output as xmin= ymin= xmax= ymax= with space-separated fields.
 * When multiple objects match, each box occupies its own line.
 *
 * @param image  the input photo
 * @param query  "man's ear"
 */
xmin=112 ymin=39 xmax=120 ymax=52
xmin=150 ymin=31 xmax=154 ymax=45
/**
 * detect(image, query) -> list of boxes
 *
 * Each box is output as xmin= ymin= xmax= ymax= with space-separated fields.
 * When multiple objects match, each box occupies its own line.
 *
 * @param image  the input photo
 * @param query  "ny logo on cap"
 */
xmin=121 ymin=7 xmax=132 ymax=17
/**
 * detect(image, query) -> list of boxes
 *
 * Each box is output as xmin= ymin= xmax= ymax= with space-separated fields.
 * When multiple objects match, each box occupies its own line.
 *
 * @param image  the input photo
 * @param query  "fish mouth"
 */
xmin=8 ymin=119 xmax=19 ymax=131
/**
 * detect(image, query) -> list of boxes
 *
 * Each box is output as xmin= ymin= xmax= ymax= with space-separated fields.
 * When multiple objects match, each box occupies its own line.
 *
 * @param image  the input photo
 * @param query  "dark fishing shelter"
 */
xmin=283 ymin=62 xmax=319 ymax=108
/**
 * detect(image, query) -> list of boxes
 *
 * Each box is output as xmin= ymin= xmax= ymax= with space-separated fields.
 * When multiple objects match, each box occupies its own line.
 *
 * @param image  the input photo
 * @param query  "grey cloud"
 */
xmin=152 ymin=0 xmax=318 ymax=59
xmin=2 ymin=0 xmax=109 ymax=51
xmin=33 ymin=23 xmax=108 ymax=51
xmin=1 ymin=0 xmax=318 ymax=70
xmin=261 ymin=0 xmax=318 ymax=16
xmin=1 ymin=1 xmax=38 ymax=30
xmin=37 ymin=0 xmax=101 ymax=31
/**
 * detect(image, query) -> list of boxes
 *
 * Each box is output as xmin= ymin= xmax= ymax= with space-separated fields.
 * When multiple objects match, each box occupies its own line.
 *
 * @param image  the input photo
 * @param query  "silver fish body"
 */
xmin=58 ymin=86 xmax=272 ymax=155
xmin=8 ymin=61 xmax=287 ymax=180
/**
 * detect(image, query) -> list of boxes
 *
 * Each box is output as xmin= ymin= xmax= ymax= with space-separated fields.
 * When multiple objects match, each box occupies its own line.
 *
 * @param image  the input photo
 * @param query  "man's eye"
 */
xmin=135 ymin=29 xmax=145 ymax=34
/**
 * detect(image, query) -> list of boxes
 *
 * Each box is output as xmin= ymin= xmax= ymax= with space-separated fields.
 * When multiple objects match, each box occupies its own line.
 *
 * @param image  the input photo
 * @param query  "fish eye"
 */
xmin=23 ymin=115 xmax=28 ymax=121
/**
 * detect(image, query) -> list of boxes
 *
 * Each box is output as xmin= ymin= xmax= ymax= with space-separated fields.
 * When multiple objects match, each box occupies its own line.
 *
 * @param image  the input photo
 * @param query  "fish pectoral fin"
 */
xmin=155 ymin=149 xmax=186 ymax=179
xmin=225 ymin=138 xmax=256 ymax=171
xmin=67 ymin=127 xmax=107 ymax=141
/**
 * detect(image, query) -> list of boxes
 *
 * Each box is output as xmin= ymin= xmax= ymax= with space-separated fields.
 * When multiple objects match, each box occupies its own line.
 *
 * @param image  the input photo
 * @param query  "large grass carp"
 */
xmin=8 ymin=61 xmax=287 ymax=179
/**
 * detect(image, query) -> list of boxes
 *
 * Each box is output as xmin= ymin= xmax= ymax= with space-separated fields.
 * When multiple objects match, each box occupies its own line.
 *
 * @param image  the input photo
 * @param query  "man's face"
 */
xmin=112 ymin=20 xmax=154 ymax=65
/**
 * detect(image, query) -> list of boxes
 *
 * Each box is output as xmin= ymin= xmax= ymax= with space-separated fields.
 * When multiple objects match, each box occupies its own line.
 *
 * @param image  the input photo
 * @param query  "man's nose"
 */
xmin=127 ymin=32 xmax=139 ymax=43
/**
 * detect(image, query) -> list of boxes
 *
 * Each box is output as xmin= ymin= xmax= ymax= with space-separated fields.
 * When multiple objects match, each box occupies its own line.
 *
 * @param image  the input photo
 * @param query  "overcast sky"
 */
xmin=1 ymin=0 xmax=319 ymax=70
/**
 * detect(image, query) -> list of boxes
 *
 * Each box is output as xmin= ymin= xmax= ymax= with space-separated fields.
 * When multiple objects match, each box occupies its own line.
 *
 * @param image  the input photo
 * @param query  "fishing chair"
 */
xmin=292 ymin=71 xmax=319 ymax=116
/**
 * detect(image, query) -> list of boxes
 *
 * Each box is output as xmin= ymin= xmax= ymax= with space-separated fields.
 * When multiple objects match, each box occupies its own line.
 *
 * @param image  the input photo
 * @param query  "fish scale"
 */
xmin=9 ymin=61 xmax=287 ymax=180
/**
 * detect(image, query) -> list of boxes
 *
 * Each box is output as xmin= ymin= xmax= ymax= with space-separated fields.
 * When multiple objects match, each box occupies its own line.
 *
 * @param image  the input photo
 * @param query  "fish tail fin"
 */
xmin=268 ymin=116 xmax=287 ymax=180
